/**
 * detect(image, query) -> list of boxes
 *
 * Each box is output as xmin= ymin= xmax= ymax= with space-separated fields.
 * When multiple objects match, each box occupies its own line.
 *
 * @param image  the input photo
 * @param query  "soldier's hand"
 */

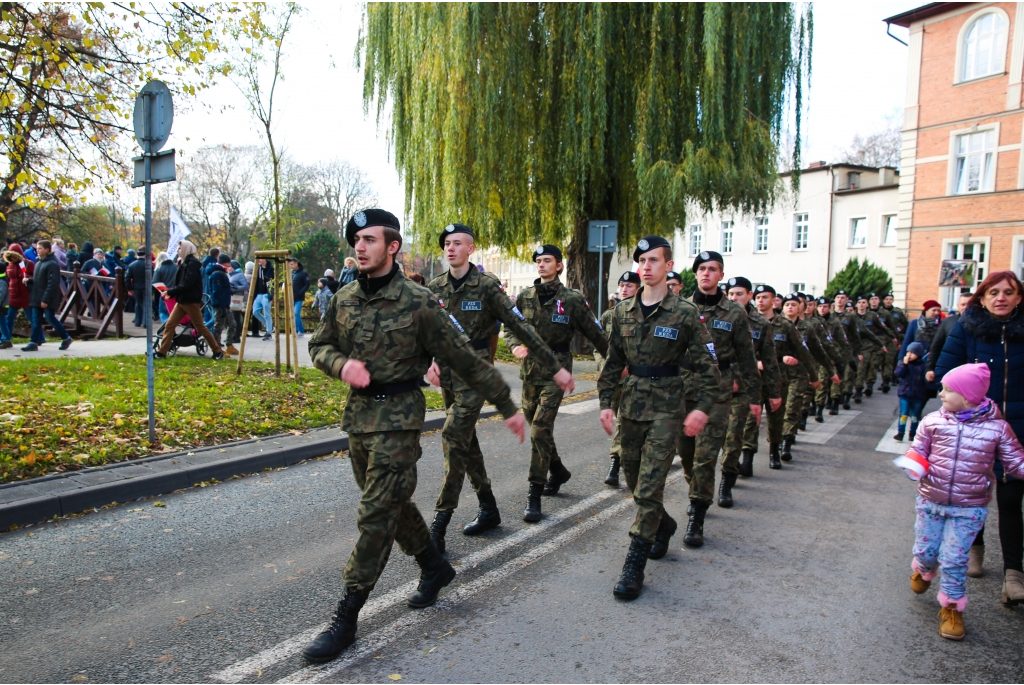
xmin=783 ymin=355 xmax=799 ymax=366
xmin=504 ymin=412 xmax=526 ymax=442
xmin=426 ymin=361 xmax=441 ymax=387
xmin=881 ymin=346 xmax=888 ymax=353
xmin=733 ymin=380 xmax=739 ymax=393
xmin=340 ymin=359 xmax=371 ymax=388
xmin=683 ymin=409 xmax=709 ymax=437
xmin=810 ymin=380 xmax=822 ymax=390
xmin=600 ymin=409 xmax=615 ymax=435
xmin=831 ymin=374 xmax=841 ymax=384
xmin=757 ymin=360 xmax=764 ymax=371
xmin=926 ymin=370 xmax=936 ymax=382
xmin=512 ymin=345 xmax=529 ymax=359
xmin=769 ymin=397 xmax=782 ymax=412
xmin=749 ymin=404 xmax=762 ymax=424
xmin=554 ymin=368 xmax=575 ymax=394
xmin=858 ymin=354 xmax=864 ymax=362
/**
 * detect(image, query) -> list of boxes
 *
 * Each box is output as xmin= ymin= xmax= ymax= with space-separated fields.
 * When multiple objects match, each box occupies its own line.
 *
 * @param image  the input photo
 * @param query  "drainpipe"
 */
xmin=826 ymin=166 xmax=835 ymax=288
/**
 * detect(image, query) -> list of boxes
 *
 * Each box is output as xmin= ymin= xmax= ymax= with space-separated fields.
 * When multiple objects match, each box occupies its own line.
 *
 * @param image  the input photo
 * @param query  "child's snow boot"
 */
xmin=938 ymin=603 xmax=965 ymax=641
xmin=911 ymin=559 xmax=935 ymax=594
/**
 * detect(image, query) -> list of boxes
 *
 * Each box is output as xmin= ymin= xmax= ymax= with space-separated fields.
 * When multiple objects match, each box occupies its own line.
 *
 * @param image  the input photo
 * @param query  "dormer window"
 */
xmin=848 ymin=172 xmax=861 ymax=190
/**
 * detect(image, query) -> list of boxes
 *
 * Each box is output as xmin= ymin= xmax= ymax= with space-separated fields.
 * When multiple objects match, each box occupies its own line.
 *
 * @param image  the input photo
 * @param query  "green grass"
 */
xmin=493 ymin=336 xmax=596 ymax=364
xmin=0 ymin=355 xmax=443 ymax=484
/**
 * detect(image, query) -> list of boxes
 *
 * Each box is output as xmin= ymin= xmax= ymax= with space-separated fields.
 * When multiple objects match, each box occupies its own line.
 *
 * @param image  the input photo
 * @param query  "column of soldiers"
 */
xmin=302 ymin=211 xmax=907 ymax=660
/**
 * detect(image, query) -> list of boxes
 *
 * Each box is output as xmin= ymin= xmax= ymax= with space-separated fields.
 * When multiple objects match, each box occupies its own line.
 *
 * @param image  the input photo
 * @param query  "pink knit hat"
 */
xmin=942 ymin=363 xmax=991 ymax=405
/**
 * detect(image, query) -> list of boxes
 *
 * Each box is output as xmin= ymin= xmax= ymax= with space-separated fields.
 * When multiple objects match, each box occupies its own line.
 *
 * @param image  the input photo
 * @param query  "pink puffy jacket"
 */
xmin=912 ymin=401 xmax=1024 ymax=507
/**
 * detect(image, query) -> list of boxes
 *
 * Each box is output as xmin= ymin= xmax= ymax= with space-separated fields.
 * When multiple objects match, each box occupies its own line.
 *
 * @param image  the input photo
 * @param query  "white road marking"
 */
xmin=210 ymin=481 xmax=637 ymax=683
xmin=796 ymin=410 xmax=862 ymax=444
xmin=279 ymin=471 xmax=684 ymax=683
xmin=875 ymin=417 xmax=908 ymax=454
xmin=559 ymin=398 xmax=600 ymax=415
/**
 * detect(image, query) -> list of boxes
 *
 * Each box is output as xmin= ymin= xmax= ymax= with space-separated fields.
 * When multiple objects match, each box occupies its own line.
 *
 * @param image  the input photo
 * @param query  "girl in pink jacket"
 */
xmin=901 ymin=363 xmax=1024 ymax=640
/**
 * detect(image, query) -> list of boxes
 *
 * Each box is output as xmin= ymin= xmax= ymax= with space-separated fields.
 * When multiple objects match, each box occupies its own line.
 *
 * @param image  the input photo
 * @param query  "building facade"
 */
xmin=888 ymin=2 xmax=1024 ymax=312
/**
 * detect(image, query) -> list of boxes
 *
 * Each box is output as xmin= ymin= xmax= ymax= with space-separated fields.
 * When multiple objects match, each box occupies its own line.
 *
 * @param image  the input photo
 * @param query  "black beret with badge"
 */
xmin=782 ymin=292 xmax=802 ymax=304
xmin=438 ymin=223 xmax=475 ymax=248
xmin=857 ymin=294 xmax=869 ymax=302
xmin=887 ymin=291 xmax=895 ymax=297
xmin=666 ymin=270 xmax=682 ymax=283
xmin=817 ymin=296 xmax=832 ymax=305
xmin=345 ymin=208 xmax=401 ymax=247
xmin=618 ymin=270 xmax=642 ymax=285
xmin=754 ymin=284 xmax=776 ymax=296
xmin=534 ymin=244 xmax=563 ymax=262
xmin=869 ymin=292 xmax=879 ymax=298
xmin=691 ymin=250 xmax=724 ymax=272
xmin=726 ymin=276 xmax=752 ymax=292
xmin=632 ymin=235 xmax=671 ymax=263
xmin=834 ymin=289 xmax=848 ymax=296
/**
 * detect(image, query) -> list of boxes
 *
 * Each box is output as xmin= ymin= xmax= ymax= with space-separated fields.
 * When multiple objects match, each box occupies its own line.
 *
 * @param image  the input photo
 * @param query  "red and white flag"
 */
xmin=556 ymin=300 xmax=565 ymax=314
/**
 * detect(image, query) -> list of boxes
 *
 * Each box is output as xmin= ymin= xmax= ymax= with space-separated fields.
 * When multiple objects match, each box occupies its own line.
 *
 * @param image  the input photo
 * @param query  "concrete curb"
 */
xmin=1 ymin=409 xmax=498 ymax=530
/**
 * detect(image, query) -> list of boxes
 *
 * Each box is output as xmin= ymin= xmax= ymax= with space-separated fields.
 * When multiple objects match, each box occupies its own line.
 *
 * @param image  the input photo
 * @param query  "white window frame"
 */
xmin=948 ymin=124 xmax=1000 ymax=195
xmin=720 ymin=220 xmax=734 ymax=255
xmin=790 ymin=282 xmax=807 ymax=294
xmin=754 ymin=217 xmax=769 ymax=253
xmin=849 ymin=217 xmax=868 ymax=249
xmin=792 ymin=212 xmax=809 ymax=251
xmin=954 ymin=7 xmax=1010 ymax=84
xmin=1013 ymin=236 xmax=1024 ymax=284
xmin=940 ymin=236 xmax=991 ymax=310
xmin=689 ymin=224 xmax=703 ymax=257
xmin=881 ymin=214 xmax=898 ymax=247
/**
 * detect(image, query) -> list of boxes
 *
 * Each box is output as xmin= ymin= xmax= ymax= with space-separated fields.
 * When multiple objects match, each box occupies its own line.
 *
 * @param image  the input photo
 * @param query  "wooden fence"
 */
xmin=57 ymin=263 xmax=126 ymax=339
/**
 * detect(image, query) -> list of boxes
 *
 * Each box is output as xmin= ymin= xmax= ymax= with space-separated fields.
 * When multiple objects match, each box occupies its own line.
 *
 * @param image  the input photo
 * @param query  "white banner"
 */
xmin=167 ymin=206 xmax=192 ymax=259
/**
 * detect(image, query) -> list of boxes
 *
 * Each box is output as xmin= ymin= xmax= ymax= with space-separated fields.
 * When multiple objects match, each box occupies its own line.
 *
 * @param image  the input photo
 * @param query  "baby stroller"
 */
xmin=152 ymin=294 xmax=210 ymax=357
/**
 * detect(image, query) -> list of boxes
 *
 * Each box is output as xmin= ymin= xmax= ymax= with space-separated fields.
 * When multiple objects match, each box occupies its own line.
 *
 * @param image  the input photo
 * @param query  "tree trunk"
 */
xmin=565 ymin=214 xmax=602 ymax=354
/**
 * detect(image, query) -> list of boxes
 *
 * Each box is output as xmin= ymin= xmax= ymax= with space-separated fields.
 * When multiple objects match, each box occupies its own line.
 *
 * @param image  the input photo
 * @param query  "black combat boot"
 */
xmin=718 ymin=472 xmax=737 ymax=508
xmin=542 ymin=460 xmax=572 ymax=495
xmin=683 ymin=500 xmax=708 ymax=547
xmin=843 ymin=393 xmax=852 ymax=410
xmin=648 ymin=513 xmax=677 ymax=560
xmin=301 ymin=587 xmax=369 ymax=663
xmin=462 ymin=490 xmax=500 ymax=536
xmin=604 ymin=456 xmax=621 ymax=487
xmin=738 ymin=449 xmax=754 ymax=478
xmin=864 ymin=384 xmax=873 ymax=397
xmin=428 ymin=511 xmax=452 ymax=555
xmin=815 ymin=404 xmax=825 ymax=423
xmin=798 ymin=410 xmax=808 ymax=431
xmin=407 ymin=542 xmax=457 ymax=608
xmin=881 ymin=380 xmax=891 ymax=394
xmin=828 ymin=398 xmax=839 ymax=416
xmin=853 ymin=388 xmax=863 ymax=404
xmin=523 ymin=483 xmax=543 ymax=523
xmin=769 ymin=443 xmax=782 ymax=470
xmin=613 ymin=537 xmax=653 ymax=600
xmin=782 ymin=435 xmax=794 ymax=462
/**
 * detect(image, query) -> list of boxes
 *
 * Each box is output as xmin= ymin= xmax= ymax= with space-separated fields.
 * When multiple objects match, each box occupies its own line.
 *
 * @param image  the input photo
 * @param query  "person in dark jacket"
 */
xmin=76 ymin=241 xmax=93 ymax=269
xmin=23 ymin=240 xmax=72 ymax=351
xmin=900 ymin=300 xmax=943 ymax=358
xmin=4 ymin=243 xmax=33 ymax=346
xmin=288 ymin=258 xmax=309 ymax=337
xmin=124 ymin=248 xmax=137 ymax=267
xmin=65 ymin=243 xmax=80 ymax=269
xmin=153 ymin=251 xmax=178 ymax=323
xmin=893 ymin=342 xmax=928 ymax=441
xmin=323 ymin=269 xmax=340 ymax=294
xmin=155 ymin=240 xmax=224 ymax=360
xmin=125 ymin=248 xmax=149 ymax=327
xmin=933 ymin=270 xmax=1024 ymax=604
xmin=209 ymin=254 xmax=237 ymax=354
xmin=252 ymin=257 xmax=274 ymax=340
xmin=926 ymin=291 xmax=972 ymax=377
xmin=104 ymin=246 xmax=124 ymax=273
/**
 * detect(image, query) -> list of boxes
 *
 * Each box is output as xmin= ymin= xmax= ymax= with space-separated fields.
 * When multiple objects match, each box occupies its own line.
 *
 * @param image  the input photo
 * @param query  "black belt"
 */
xmin=469 ymin=338 xmax=492 ymax=351
xmin=629 ymin=365 xmax=680 ymax=378
xmin=680 ymin=360 xmax=695 ymax=371
xmin=351 ymin=379 xmax=420 ymax=400
xmin=550 ymin=343 xmax=571 ymax=353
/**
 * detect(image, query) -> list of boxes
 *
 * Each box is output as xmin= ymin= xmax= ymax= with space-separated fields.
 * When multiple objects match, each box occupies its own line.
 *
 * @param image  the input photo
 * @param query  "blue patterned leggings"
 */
xmin=913 ymin=495 xmax=988 ymax=600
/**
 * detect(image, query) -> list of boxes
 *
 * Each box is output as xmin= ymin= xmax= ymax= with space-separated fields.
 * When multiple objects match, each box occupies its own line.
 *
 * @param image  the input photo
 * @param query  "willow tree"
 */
xmin=360 ymin=3 xmax=811 ymax=305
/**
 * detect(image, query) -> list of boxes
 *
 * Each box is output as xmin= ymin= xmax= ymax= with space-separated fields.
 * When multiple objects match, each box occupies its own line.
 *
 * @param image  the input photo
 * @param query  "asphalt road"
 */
xmin=3 ymin=390 xmax=1023 ymax=683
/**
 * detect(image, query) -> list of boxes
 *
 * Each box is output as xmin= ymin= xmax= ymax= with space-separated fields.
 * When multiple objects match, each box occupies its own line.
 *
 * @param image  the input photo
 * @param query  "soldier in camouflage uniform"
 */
xmin=678 ymin=251 xmax=758 ymax=541
xmin=598 ymin=236 xmax=720 ymax=600
xmin=595 ymin=270 xmax=641 ymax=487
xmin=301 ymin=210 xmax=527 ymax=664
xmin=725 ymin=277 xmax=781 ymax=479
xmin=855 ymin=294 xmax=889 ymax=398
xmin=870 ymin=292 xmax=903 ymax=393
xmin=797 ymin=294 xmax=841 ymax=427
xmin=815 ymin=297 xmax=853 ymax=415
xmin=666 ymin=270 xmax=683 ymax=296
xmin=833 ymin=290 xmax=863 ymax=408
xmin=505 ymin=244 xmax=608 ymax=523
xmin=424 ymin=223 xmax=573 ymax=554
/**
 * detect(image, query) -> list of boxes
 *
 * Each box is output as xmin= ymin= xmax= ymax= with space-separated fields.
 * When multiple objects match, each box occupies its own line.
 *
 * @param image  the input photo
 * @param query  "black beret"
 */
xmin=817 ymin=296 xmax=832 ymax=305
xmin=845 ymin=301 xmax=855 ymax=308
xmin=438 ymin=223 xmax=475 ymax=248
xmin=834 ymin=289 xmax=848 ymax=296
xmin=666 ymin=271 xmax=682 ymax=282
xmin=856 ymin=294 xmax=869 ymax=302
xmin=782 ymin=292 xmax=802 ymax=304
xmin=632 ymin=235 xmax=671 ymax=263
xmin=691 ymin=250 xmax=724 ymax=272
xmin=886 ymin=291 xmax=895 ymax=297
xmin=534 ymin=244 xmax=563 ymax=262
xmin=868 ymin=292 xmax=879 ymax=298
xmin=345 ymin=209 xmax=401 ymax=247
xmin=754 ymin=284 xmax=776 ymax=296
xmin=726 ymin=276 xmax=753 ymax=292
xmin=618 ymin=270 xmax=642 ymax=285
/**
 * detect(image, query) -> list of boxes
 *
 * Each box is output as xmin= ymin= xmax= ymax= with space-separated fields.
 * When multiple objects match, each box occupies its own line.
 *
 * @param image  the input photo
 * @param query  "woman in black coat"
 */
xmin=154 ymin=240 xmax=223 ymax=360
xmin=934 ymin=270 xmax=1024 ymax=606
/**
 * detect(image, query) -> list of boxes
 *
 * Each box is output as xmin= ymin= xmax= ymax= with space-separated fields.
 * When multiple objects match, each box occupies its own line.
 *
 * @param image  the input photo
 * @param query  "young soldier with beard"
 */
xmin=302 ymin=210 xmax=527 ymax=663
xmin=505 ymin=245 xmax=608 ymax=522
xmin=815 ymin=297 xmax=853 ymax=415
xmin=725 ymin=277 xmax=782 ymax=480
xmin=597 ymin=236 xmax=720 ymax=599
xmin=678 ymin=251 xmax=759 ymax=542
xmin=424 ymin=224 xmax=574 ymax=554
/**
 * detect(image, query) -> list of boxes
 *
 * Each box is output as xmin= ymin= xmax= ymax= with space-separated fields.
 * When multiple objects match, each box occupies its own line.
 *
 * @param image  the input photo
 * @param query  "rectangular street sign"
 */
xmin=588 ymin=220 xmax=618 ymax=252
xmin=132 ymin=149 xmax=176 ymax=188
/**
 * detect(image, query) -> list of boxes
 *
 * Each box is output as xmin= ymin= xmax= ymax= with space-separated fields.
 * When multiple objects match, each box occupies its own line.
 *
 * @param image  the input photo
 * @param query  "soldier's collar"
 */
xmin=691 ymin=289 xmax=723 ymax=307
xmin=356 ymin=263 xmax=404 ymax=300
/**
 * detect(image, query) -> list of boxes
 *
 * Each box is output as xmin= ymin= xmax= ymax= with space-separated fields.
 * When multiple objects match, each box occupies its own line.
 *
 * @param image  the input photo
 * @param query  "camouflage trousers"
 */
xmin=857 ymin=347 xmax=884 ymax=390
xmin=619 ymin=414 xmax=679 ymax=544
xmin=782 ymin=372 xmax=808 ymax=437
xmin=814 ymin=365 xmax=836 ymax=405
xmin=608 ymin=382 xmax=623 ymax=459
xmin=522 ymin=380 xmax=566 ymax=485
xmin=743 ymin=384 xmax=777 ymax=451
xmin=723 ymin=395 xmax=751 ymax=475
xmin=343 ymin=430 xmax=431 ymax=593
xmin=842 ymin=358 xmax=858 ymax=395
xmin=883 ymin=344 xmax=899 ymax=383
xmin=435 ymin=385 xmax=492 ymax=513
xmin=679 ymin=401 xmax=729 ymax=505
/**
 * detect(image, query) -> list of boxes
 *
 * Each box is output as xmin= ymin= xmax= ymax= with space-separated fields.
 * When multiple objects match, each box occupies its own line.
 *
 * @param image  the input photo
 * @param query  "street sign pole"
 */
xmin=598 ymin=246 xmax=604 ymax=319
xmin=588 ymin=221 xmax=619 ymax=319
xmin=144 ymin=135 xmax=155 ymax=446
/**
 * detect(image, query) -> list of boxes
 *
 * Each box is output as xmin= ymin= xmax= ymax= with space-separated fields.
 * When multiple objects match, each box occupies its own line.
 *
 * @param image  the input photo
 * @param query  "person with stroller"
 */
xmin=155 ymin=240 xmax=224 ymax=361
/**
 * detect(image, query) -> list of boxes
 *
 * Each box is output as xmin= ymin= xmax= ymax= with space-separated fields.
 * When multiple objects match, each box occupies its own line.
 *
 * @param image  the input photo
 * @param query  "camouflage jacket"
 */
xmin=797 ymin=317 xmax=837 ymax=376
xmin=871 ymin=306 xmax=900 ymax=344
xmin=598 ymin=289 xmax=721 ymax=420
xmin=429 ymin=268 xmax=560 ymax=387
xmin=746 ymin=303 xmax=781 ymax=400
xmin=308 ymin=268 xmax=518 ymax=433
xmin=857 ymin=310 xmax=887 ymax=349
xmin=596 ymin=305 xmax=620 ymax=373
xmin=506 ymin=278 xmax=608 ymax=383
xmin=767 ymin=313 xmax=818 ymax=383
xmin=818 ymin=312 xmax=853 ymax=362
xmin=885 ymin=304 xmax=909 ymax=338
xmin=684 ymin=291 xmax=760 ymax=405
xmin=807 ymin=315 xmax=843 ymax=367
xmin=839 ymin=310 xmax=865 ymax=356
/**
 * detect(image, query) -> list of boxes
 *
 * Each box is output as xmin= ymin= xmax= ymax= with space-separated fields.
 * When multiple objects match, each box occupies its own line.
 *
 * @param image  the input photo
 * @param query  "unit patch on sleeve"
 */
xmin=751 ymin=330 xmax=761 ymax=340
xmin=706 ymin=342 xmax=718 ymax=362
xmin=447 ymin=314 xmax=466 ymax=334
xmin=511 ymin=306 xmax=526 ymax=321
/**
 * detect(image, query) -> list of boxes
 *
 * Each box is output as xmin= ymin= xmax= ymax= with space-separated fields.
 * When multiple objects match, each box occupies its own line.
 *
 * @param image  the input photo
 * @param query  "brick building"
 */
xmin=887 ymin=2 xmax=1024 ymax=312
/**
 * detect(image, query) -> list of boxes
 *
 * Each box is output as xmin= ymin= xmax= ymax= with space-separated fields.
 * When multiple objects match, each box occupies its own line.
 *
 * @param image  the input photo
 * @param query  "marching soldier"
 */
xmin=598 ymin=236 xmax=720 ymax=600
xmin=679 ymin=251 xmax=759 ymax=541
xmin=855 ymin=294 xmax=888 ymax=398
xmin=424 ymin=224 xmax=574 ymax=554
xmin=869 ymin=291 xmax=902 ymax=392
xmin=505 ymin=245 xmax=608 ymax=522
xmin=832 ymin=291 xmax=861 ymax=409
xmin=596 ymin=270 xmax=641 ymax=486
xmin=815 ymin=297 xmax=853 ymax=415
xmin=303 ymin=209 xmax=527 ymax=663
xmin=798 ymin=294 xmax=842 ymax=426
xmin=725 ymin=277 xmax=782 ymax=479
